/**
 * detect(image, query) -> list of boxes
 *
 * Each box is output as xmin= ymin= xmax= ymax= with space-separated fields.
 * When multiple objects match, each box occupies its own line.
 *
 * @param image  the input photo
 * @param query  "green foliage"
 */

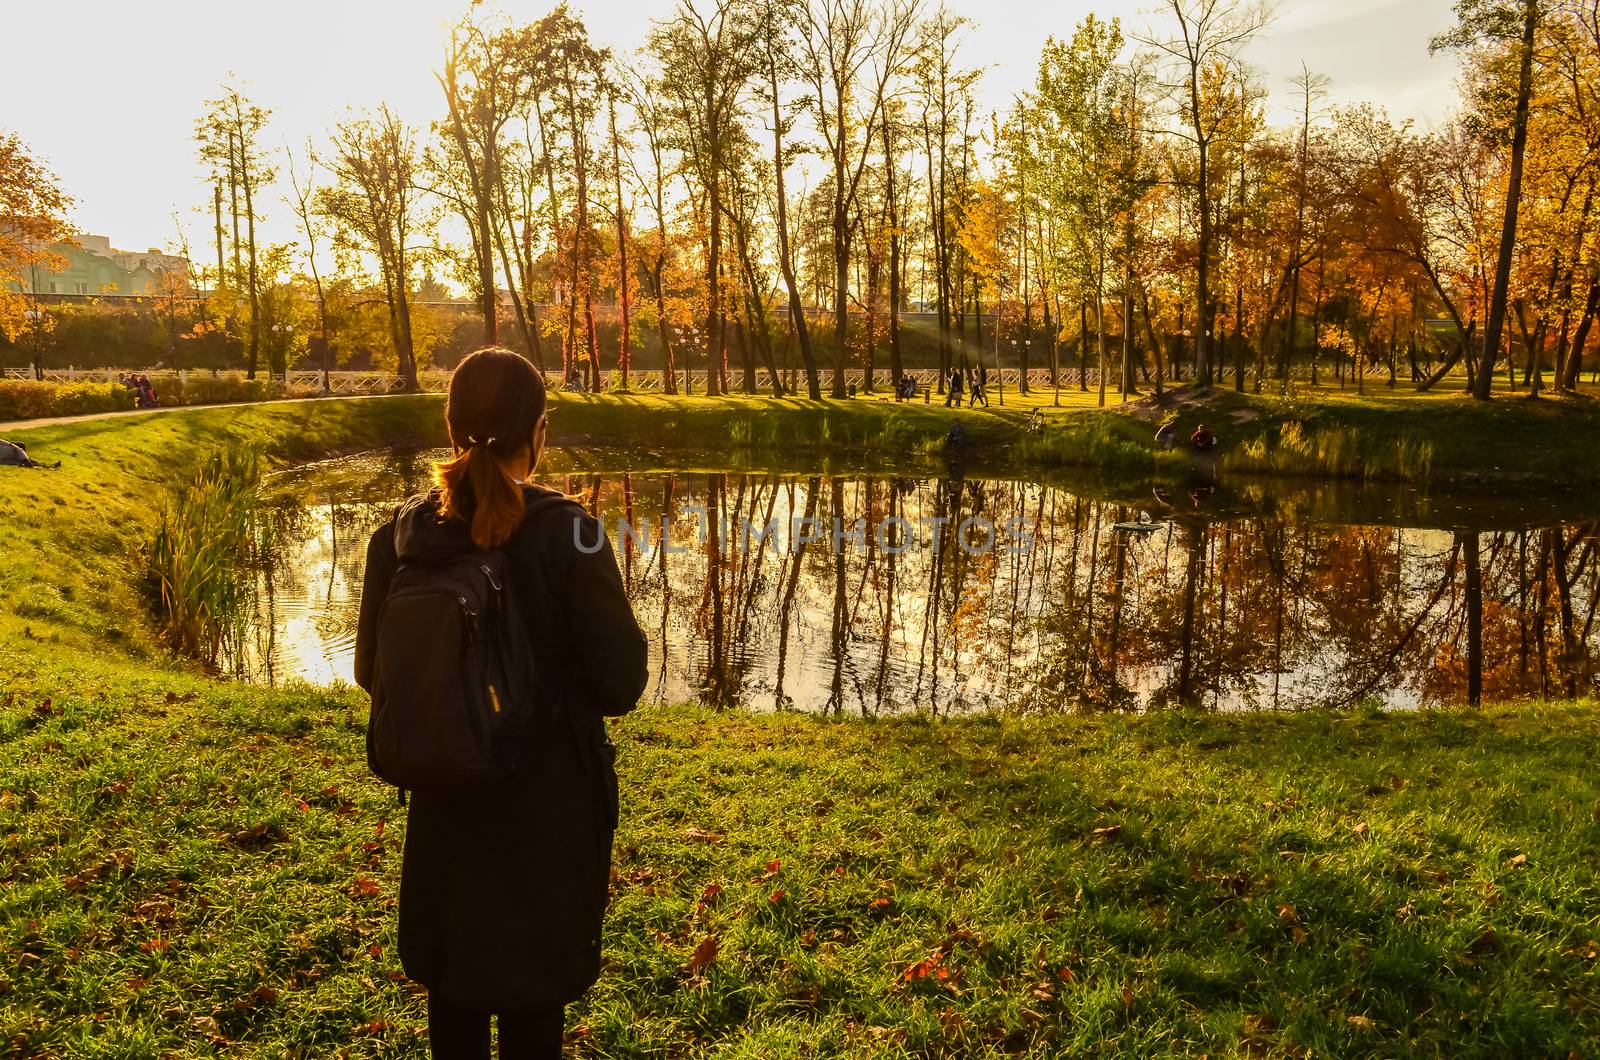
xmin=1227 ymin=419 xmax=1436 ymax=482
xmin=147 ymin=448 xmax=264 ymax=670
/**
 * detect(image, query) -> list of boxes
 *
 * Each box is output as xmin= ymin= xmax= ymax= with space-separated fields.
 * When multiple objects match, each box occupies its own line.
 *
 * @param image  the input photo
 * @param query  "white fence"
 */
xmin=3 ymin=362 xmax=1429 ymax=394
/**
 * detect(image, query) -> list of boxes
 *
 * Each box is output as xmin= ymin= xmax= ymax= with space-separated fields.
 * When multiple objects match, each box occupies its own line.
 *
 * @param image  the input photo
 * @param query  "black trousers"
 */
xmin=427 ymin=992 xmax=564 ymax=1059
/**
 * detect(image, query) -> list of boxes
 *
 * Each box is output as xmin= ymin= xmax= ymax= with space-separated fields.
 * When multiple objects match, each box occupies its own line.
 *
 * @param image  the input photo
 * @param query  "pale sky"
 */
xmin=7 ymin=0 xmax=1461 ymax=257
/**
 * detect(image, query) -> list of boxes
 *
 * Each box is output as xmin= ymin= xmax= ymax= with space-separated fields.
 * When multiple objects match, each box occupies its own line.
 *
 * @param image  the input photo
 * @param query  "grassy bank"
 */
xmin=3 ymin=395 xmax=1599 ymax=1057
xmin=3 ymin=653 xmax=1597 ymax=1058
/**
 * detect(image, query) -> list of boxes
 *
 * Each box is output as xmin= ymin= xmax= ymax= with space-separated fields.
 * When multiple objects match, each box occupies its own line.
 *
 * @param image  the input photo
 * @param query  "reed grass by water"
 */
xmin=146 ymin=447 xmax=265 ymax=671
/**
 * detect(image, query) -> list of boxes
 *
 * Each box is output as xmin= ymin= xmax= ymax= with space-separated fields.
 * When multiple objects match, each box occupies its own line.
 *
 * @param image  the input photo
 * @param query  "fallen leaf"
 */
xmin=1347 ymin=1014 xmax=1376 ymax=1030
xmin=687 ymin=935 xmax=718 ymax=974
xmin=683 ymin=827 xmax=723 ymax=844
xmin=1352 ymin=821 xmax=1369 ymax=837
xmin=1507 ymin=853 xmax=1527 ymax=868
xmin=347 ymin=877 xmax=381 ymax=900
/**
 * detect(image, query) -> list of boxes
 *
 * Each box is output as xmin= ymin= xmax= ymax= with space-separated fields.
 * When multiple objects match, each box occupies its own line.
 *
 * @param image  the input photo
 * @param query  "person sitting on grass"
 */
xmin=0 ymin=440 xmax=57 ymax=469
xmin=1190 ymin=423 xmax=1219 ymax=451
xmin=355 ymin=347 xmax=647 ymax=1060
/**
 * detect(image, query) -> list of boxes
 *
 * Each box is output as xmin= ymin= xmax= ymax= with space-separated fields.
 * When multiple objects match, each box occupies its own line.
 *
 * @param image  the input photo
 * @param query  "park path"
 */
xmin=2 ymin=392 xmax=419 ymax=434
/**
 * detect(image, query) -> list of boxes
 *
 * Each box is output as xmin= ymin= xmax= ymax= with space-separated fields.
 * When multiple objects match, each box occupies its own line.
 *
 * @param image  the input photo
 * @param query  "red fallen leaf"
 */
xmin=34 ymin=699 xmax=53 ymax=717
xmin=1121 ymin=986 xmax=1135 ymax=1009
xmin=139 ymin=938 xmax=169 ymax=953
xmin=1058 ymin=966 xmax=1077 ymax=982
xmin=903 ymin=950 xmax=946 ymax=982
xmin=360 ymin=1021 xmax=389 ymax=1035
xmin=767 ymin=888 xmax=786 ymax=905
xmin=127 ymin=977 xmax=151 ymax=991
xmin=375 ymin=820 xmax=386 ymax=838
xmin=687 ymin=935 xmax=718 ymax=974
xmin=295 ymin=800 xmax=310 ymax=813
xmin=367 ymin=944 xmax=382 ymax=958
xmin=868 ymin=897 xmax=892 ymax=913
xmin=348 ymin=877 xmax=381 ymax=900
xmin=698 ymin=883 xmax=723 ymax=904
xmin=766 ymin=859 xmax=782 ymax=873
xmin=834 ymin=866 xmax=846 ymax=876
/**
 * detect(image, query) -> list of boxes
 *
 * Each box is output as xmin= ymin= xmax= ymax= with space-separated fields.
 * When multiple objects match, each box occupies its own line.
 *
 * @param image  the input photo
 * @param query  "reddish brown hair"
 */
xmin=433 ymin=347 xmax=548 ymax=549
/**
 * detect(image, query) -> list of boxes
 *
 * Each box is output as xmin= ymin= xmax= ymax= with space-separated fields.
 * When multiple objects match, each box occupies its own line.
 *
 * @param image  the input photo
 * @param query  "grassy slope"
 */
xmin=2 ymin=396 xmax=1598 ymax=1058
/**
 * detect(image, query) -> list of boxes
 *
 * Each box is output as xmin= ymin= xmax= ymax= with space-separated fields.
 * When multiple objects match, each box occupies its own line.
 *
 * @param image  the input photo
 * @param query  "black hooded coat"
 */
xmin=354 ymin=484 xmax=647 ymax=1011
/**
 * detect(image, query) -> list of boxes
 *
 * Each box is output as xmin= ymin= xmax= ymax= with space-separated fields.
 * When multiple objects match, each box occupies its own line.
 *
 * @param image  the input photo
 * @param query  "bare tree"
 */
xmin=800 ymin=0 xmax=921 ymax=397
xmin=1140 ymin=0 xmax=1272 ymax=387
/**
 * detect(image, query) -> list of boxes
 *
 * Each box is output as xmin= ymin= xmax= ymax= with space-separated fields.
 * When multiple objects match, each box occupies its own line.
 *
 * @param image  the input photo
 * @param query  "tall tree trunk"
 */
xmin=1472 ymin=0 xmax=1538 ymax=401
xmin=609 ymin=96 xmax=630 ymax=388
xmin=771 ymin=52 xmax=818 ymax=399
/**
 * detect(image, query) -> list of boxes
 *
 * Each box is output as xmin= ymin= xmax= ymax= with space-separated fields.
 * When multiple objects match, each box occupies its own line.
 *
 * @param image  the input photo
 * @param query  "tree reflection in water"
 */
xmin=249 ymin=452 xmax=1600 ymax=713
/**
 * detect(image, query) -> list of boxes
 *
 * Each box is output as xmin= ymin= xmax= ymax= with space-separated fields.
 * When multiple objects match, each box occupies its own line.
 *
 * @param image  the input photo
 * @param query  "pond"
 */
xmin=245 ymin=447 xmax=1600 ymax=713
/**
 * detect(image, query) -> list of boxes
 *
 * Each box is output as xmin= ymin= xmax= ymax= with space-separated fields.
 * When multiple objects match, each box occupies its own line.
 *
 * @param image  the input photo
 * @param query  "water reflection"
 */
xmin=247 ymin=450 xmax=1600 ymax=713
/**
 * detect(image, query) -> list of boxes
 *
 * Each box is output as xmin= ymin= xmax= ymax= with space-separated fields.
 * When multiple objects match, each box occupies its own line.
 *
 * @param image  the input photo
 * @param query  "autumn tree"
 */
xmin=437 ymin=8 xmax=540 ymax=345
xmin=802 ymin=0 xmax=921 ymax=397
xmin=1141 ymin=0 xmax=1271 ymax=387
xmin=649 ymin=0 xmax=761 ymax=397
xmin=197 ymin=85 xmax=273 ymax=379
xmin=320 ymin=106 xmax=424 ymax=390
xmin=0 ymin=132 xmax=71 ymax=377
xmin=1433 ymin=0 xmax=1545 ymax=399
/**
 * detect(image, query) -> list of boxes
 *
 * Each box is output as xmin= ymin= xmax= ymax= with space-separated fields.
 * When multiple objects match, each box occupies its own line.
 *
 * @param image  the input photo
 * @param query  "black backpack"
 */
xmin=367 ymin=548 xmax=540 ymax=793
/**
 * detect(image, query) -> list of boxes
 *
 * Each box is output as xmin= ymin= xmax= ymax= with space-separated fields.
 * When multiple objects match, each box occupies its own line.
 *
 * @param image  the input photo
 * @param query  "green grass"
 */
xmin=3 ymin=395 xmax=1599 ymax=1057
xmin=2 ymin=656 xmax=1597 ymax=1057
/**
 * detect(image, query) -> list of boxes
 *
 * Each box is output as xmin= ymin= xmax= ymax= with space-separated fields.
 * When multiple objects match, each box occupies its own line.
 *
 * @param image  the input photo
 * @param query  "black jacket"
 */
xmin=354 ymin=484 xmax=648 ymax=1011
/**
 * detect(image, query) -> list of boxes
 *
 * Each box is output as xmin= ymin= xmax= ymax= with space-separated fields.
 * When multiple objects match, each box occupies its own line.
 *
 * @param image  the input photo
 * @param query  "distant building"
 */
xmin=11 ymin=233 xmax=188 ymax=297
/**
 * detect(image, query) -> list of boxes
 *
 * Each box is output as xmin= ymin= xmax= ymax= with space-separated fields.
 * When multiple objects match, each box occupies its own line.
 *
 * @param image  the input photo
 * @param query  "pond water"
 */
xmin=246 ymin=448 xmax=1600 ymax=713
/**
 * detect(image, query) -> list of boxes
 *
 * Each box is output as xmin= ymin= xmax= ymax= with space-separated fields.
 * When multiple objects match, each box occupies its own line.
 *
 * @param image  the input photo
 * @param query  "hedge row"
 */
xmin=0 ymin=377 xmax=317 ymax=423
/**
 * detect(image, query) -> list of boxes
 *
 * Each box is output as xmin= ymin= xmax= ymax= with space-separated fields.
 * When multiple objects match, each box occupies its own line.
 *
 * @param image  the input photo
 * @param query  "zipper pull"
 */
xmin=482 ymin=564 xmax=502 ymax=592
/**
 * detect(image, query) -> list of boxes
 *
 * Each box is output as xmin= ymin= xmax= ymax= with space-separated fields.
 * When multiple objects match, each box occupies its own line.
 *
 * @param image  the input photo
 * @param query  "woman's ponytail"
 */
xmin=432 ymin=347 xmax=548 ymax=550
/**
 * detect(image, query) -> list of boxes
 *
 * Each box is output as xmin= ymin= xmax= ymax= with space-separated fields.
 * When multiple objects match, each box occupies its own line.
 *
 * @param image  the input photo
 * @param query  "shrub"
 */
xmin=0 ymin=379 xmax=132 ymax=422
xmin=160 ymin=375 xmax=283 ymax=408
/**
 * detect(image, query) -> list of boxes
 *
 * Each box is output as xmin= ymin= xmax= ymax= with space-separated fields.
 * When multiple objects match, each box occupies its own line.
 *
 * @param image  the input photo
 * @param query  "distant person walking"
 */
xmin=970 ymin=363 xmax=989 ymax=407
xmin=355 ymin=347 xmax=648 ymax=1059
xmin=945 ymin=367 xmax=964 ymax=407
